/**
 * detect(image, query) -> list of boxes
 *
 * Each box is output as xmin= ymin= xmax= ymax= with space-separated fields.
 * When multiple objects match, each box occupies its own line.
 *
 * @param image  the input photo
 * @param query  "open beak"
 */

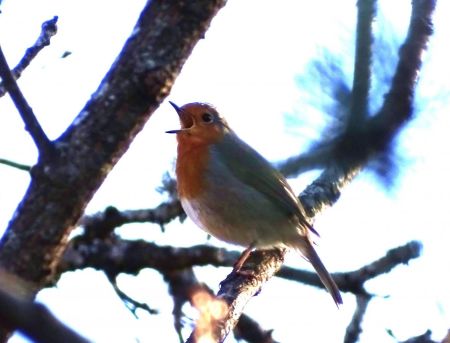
xmin=168 ymin=101 xmax=180 ymax=113
xmin=166 ymin=101 xmax=182 ymax=134
xmin=166 ymin=101 xmax=193 ymax=134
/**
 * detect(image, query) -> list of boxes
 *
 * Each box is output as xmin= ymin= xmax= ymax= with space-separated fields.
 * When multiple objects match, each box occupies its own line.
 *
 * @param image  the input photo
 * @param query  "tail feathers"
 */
xmin=295 ymin=241 xmax=343 ymax=306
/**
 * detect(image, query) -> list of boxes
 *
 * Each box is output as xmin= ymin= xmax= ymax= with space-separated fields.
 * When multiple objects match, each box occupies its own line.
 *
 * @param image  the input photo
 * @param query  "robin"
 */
xmin=167 ymin=101 xmax=342 ymax=306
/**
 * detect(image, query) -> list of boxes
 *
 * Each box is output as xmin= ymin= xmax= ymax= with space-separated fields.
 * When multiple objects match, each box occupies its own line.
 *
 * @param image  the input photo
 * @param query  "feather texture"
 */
xmin=170 ymin=102 xmax=342 ymax=305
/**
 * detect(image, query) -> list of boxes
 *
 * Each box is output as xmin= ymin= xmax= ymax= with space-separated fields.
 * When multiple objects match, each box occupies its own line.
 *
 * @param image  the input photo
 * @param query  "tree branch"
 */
xmin=163 ymin=268 xmax=279 ymax=343
xmin=277 ymin=0 xmax=435 ymax=181
xmin=59 ymin=236 xmax=421 ymax=299
xmin=0 ymin=0 xmax=227 ymax=288
xmin=58 ymin=236 xmax=421 ymax=342
xmin=0 ymin=0 xmax=228 ymax=339
xmin=0 ymin=288 xmax=88 ymax=343
xmin=0 ymin=158 xmax=31 ymax=172
xmin=344 ymin=294 xmax=371 ymax=343
xmin=399 ymin=330 xmax=436 ymax=343
xmin=277 ymin=240 xmax=422 ymax=294
xmin=58 ymin=237 xmax=240 ymax=276
xmin=0 ymin=17 xmax=58 ymax=98
xmin=79 ymin=201 xmax=184 ymax=239
xmin=349 ymin=0 xmax=376 ymax=128
xmin=105 ymin=273 xmax=158 ymax=317
xmin=0 ymin=1 xmax=437 ymax=342
xmin=0 ymin=45 xmax=54 ymax=157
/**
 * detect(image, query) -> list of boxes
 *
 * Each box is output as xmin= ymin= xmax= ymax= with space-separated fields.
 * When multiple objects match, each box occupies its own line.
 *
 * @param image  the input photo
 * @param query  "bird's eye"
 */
xmin=202 ymin=113 xmax=214 ymax=123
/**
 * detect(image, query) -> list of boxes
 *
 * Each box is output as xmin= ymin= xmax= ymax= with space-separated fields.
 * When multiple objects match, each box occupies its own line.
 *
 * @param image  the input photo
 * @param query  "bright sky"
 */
xmin=1 ymin=1 xmax=449 ymax=342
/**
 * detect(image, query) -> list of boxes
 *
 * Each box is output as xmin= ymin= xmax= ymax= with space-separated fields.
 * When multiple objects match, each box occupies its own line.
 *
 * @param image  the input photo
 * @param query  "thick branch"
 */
xmin=0 ymin=288 xmax=88 ymax=343
xmin=185 ymin=249 xmax=285 ymax=343
xmin=163 ymin=268 xmax=278 ymax=343
xmin=0 ymin=0 xmax=227 ymax=290
xmin=0 ymin=17 xmax=58 ymax=98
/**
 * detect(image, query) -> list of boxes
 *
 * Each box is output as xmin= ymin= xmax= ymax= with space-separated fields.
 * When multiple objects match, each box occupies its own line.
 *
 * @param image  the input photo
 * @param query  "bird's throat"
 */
xmin=176 ymin=144 xmax=209 ymax=199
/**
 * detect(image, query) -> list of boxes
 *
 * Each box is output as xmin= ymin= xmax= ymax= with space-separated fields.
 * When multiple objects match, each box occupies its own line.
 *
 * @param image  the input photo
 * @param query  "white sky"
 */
xmin=1 ymin=1 xmax=449 ymax=342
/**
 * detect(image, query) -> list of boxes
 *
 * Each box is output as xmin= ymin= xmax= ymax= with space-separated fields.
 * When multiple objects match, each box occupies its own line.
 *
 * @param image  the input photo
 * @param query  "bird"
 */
xmin=167 ymin=101 xmax=342 ymax=306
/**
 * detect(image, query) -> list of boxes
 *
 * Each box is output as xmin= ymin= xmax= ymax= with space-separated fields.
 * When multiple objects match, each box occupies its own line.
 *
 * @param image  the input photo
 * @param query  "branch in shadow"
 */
xmin=0 ymin=288 xmax=88 ymax=343
xmin=59 ymin=236 xmax=421 ymax=342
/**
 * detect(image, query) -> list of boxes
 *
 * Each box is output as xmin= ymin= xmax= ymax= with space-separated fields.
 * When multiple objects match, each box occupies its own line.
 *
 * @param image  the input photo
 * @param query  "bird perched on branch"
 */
xmin=167 ymin=101 xmax=342 ymax=306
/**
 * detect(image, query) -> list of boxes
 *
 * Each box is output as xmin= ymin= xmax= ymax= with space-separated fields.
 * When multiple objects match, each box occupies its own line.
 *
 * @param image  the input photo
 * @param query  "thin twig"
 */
xmin=106 ymin=273 xmax=158 ymax=317
xmin=0 ymin=17 xmax=58 ymax=98
xmin=277 ymin=240 xmax=422 ymax=294
xmin=344 ymin=294 xmax=371 ymax=343
xmin=0 ymin=45 xmax=54 ymax=157
xmin=0 ymin=158 xmax=31 ymax=172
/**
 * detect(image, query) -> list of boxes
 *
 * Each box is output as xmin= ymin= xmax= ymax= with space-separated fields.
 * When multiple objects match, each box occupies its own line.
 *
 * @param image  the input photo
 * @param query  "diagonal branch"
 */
xmin=163 ymin=268 xmax=279 ymax=343
xmin=0 ymin=1 xmax=228 ymax=340
xmin=201 ymin=249 xmax=285 ymax=343
xmin=0 ymin=45 xmax=54 ymax=157
xmin=0 ymin=0 xmax=227 ymax=289
xmin=0 ymin=17 xmax=58 ymax=98
xmin=0 ymin=288 xmax=88 ymax=343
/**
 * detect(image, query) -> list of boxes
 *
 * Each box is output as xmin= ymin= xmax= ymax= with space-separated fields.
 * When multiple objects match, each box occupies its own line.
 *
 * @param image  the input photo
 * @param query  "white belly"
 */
xmin=180 ymin=191 xmax=296 ymax=249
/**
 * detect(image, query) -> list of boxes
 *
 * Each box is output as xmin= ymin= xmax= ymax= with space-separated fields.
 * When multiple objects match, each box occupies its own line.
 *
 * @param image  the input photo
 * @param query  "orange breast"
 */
xmin=176 ymin=142 xmax=210 ymax=199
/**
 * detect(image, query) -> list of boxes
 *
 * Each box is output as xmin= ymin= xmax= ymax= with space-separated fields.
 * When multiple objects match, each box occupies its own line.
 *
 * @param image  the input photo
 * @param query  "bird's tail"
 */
xmin=292 ymin=239 xmax=343 ymax=306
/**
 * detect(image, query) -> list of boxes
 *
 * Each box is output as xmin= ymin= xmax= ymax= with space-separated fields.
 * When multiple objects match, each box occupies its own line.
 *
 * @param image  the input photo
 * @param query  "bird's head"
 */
xmin=166 ymin=102 xmax=230 ymax=146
